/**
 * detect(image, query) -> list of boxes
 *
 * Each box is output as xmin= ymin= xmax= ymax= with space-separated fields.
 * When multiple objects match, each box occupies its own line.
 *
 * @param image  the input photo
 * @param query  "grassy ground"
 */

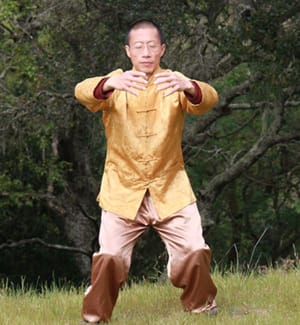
xmin=0 ymin=268 xmax=299 ymax=325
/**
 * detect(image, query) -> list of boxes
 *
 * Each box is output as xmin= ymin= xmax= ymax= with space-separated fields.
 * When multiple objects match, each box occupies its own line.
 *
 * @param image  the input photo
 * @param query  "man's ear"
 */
xmin=125 ymin=45 xmax=131 ymax=58
xmin=160 ymin=43 xmax=166 ymax=57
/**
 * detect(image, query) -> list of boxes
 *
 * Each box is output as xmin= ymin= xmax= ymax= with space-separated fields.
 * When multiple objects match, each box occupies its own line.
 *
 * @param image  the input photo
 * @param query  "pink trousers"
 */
xmin=82 ymin=192 xmax=217 ymax=323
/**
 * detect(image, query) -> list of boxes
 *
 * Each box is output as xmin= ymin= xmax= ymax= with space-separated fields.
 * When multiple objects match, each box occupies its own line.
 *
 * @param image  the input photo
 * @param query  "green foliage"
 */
xmin=207 ymin=145 xmax=300 ymax=269
xmin=0 ymin=0 xmax=299 ymax=284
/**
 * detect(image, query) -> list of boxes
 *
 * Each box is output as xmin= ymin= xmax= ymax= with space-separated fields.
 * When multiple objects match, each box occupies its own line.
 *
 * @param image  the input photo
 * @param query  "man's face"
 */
xmin=125 ymin=27 xmax=166 ymax=77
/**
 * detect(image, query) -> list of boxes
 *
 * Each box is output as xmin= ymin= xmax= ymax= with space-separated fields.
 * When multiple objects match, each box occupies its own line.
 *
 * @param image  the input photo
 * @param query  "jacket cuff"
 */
xmin=93 ymin=77 xmax=113 ymax=100
xmin=184 ymin=81 xmax=202 ymax=104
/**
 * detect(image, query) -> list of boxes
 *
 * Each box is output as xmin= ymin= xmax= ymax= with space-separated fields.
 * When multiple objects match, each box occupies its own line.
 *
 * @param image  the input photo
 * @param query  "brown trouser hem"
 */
xmin=170 ymin=248 xmax=217 ymax=311
xmin=82 ymin=253 xmax=127 ymax=323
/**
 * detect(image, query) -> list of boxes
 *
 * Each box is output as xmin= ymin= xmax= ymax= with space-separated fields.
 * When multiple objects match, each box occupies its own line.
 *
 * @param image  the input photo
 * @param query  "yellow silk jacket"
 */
xmin=75 ymin=68 xmax=218 ymax=220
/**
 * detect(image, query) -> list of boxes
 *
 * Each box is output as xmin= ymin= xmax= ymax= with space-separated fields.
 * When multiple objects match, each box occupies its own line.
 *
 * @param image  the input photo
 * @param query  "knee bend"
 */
xmin=95 ymin=253 xmax=130 ymax=273
xmin=177 ymin=244 xmax=208 ymax=261
xmin=168 ymin=248 xmax=211 ymax=283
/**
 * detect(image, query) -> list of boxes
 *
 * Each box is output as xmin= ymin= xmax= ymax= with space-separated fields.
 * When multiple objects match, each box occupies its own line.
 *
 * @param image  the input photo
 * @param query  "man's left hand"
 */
xmin=154 ymin=72 xmax=195 ymax=97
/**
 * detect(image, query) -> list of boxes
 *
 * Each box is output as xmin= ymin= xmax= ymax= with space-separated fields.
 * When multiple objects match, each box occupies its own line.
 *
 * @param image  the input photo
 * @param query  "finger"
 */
xmin=159 ymin=82 xmax=180 ymax=96
xmin=154 ymin=78 xmax=166 ymax=85
xmin=163 ymin=88 xmax=177 ymax=97
xmin=154 ymin=72 xmax=174 ymax=80
xmin=131 ymin=70 xmax=147 ymax=76
xmin=125 ymin=77 xmax=147 ymax=90
xmin=129 ymin=71 xmax=148 ymax=80
xmin=124 ymin=82 xmax=145 ymax=95
xmin=156 ymin=83 xmax=172 ymax=91
xmin=132 ymin=77 xmax=148 ymax=84
xmin=154 ymin=76 xmax=172 ymax=84
xmin=124 ymin=74 xmax=148 ymax=87
xmin=154 ymin=75 xmax=177 ymax=86
xmin=123 ymin=71 xmax=147 ymax=85
xmin=131 ymin=83 xmax=147 ymax=90
xmin=154 ymin=72 xmax=172 ymax=78
xmin=125 ymin=87 xmax=139 ymax=96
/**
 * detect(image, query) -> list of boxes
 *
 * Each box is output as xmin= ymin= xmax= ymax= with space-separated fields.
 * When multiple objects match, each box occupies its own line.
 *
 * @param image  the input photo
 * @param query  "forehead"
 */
xmin=128 ymin=27 xmax=160 ymax=43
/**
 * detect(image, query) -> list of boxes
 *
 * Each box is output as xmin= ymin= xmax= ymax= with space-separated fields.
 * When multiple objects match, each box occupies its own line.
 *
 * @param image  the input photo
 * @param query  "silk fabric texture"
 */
xmin=74 ymin=67 xmax=218 ymax=220
xmin=82 ymin=193 xmax=217 ymax=323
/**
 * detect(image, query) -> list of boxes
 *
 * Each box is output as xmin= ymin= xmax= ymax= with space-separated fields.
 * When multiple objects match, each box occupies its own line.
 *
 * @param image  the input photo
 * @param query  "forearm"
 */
xmin=75 ymin=76 xmax=106 ymax=112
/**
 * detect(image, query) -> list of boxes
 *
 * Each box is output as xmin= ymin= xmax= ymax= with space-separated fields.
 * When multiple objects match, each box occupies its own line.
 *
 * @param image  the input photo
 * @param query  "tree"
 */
xmin=0 ymin=0 xmax=299 ymax=282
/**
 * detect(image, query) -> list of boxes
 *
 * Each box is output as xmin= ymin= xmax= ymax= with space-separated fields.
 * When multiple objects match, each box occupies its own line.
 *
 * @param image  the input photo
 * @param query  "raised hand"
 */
xmin=103 ymin=70 xmax=148 ymax=96
xmin=154 ymin=71 xmax=195 ymax=97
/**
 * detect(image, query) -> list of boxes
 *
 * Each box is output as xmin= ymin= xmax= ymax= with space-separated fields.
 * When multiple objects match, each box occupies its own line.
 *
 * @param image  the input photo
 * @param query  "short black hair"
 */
xmin=125 ymin=19 xmax=165 ymax=45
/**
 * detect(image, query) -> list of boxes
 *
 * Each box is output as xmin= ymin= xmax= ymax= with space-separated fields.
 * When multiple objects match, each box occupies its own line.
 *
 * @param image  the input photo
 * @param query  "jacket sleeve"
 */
xmin=176 ymin=72 xmax=219 ymax=115
xmin=74 ymin=69 xmax=123 ymax=112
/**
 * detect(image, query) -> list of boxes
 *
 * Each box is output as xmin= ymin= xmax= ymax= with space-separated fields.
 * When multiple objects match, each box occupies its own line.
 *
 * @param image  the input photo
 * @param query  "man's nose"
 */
xmin=142 ymin=45 xmax=151 ymax=55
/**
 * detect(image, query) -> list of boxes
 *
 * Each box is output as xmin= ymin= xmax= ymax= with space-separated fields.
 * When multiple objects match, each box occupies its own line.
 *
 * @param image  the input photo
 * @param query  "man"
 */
xmin=75 ymin=19 xmax=218 ymax=324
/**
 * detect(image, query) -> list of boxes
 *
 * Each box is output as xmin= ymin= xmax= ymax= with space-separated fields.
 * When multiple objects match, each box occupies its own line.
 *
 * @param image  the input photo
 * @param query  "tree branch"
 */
xmin=0 ymin=22 xmax=17 ymax=39
xmin=0 ymin=238 xmax=92 ymax=256
xmin=200 ymin=132 xmax=300 ymax=201
xmin=215 ymin=110 xmax=259 ymax=139
xmin=183 ymin=73 xmax=263 ymax=146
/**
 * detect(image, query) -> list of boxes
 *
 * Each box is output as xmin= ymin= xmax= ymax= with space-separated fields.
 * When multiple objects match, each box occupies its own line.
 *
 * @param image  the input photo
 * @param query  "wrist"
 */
xmin=184 ymin=80 xmax=196 ymax=96
xmin=94 ymin=77 xmax=113 ymax=100
xmin=102 ymin=78 xmax=114 ymax=93
xmin=184 ymin=81 xmax=202 ymax=104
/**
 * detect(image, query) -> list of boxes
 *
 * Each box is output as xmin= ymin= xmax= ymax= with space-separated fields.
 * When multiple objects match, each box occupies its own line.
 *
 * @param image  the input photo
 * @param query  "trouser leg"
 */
xmin=82 ymin=209 xmax=147 ymax=323
xmin=151 ymin=201 xmax=217 ymax=311
xmin=82 ymin=253 xmax=127 ymax=323
xmin=169 ymin=248 xmax=217 ymax=311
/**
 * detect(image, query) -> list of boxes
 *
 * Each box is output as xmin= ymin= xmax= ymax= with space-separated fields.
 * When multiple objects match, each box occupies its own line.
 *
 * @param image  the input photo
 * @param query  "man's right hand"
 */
xmin=103 ymin=70 xmax=148 ymax=96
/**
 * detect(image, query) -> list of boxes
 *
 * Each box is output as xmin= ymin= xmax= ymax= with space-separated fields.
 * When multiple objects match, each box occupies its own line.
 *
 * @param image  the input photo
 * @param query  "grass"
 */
xmin=0 ymin=268 xmax=299 ymax=325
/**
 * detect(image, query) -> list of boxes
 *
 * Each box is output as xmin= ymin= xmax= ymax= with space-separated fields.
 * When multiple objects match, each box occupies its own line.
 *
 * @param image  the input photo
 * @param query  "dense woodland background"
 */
xmin=0 ymin=0 xmax=299 ymax=286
